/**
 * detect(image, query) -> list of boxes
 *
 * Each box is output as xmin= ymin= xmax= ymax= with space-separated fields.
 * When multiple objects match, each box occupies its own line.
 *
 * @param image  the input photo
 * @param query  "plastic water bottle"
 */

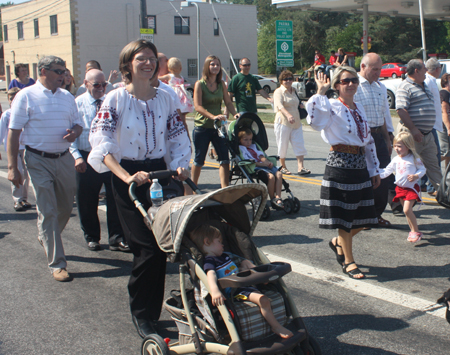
xmin=150 ymin=179 xmax=163 ymax=208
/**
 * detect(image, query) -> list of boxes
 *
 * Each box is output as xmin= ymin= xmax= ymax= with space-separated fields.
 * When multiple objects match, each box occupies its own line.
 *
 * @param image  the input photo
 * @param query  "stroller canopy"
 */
xmin=151 ymin=184 xmax=268 ymax=257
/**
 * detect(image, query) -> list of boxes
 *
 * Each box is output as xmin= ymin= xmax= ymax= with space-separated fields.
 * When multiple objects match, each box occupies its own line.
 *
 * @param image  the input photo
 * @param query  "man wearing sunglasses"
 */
xmin=355 ymin=53 xmax=396 ymax=227
xmin=70 ymin=69 xmax=128 ymax=253
xmin=227 ymin=57 xmax=273 ymax=114
xmin=7 ymin=55 xmax=83 ymax=282
xmin=76 ymin=60 xmax=115 ymax=97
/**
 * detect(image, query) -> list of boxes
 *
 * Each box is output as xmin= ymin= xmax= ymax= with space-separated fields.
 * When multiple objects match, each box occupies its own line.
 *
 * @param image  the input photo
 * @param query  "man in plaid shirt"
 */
xmin=355 ymin=53 xmax=396 ymax=226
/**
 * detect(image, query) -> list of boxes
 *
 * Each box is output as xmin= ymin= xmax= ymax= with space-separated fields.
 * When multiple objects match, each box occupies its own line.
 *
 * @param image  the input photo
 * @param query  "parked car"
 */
xmin=382 ymin=59 xmax=449 ymax=109
xmin=293 ymin=69 xmax=338 ymax=101
xmin=380 ymin=63 xmax=406 ymax=79
xmin=253 ymin=75 xmax=278 ymax=94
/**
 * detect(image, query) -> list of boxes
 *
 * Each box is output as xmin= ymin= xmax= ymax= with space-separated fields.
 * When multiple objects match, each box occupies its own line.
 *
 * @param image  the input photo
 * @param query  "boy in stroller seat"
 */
xmin=189 ymin=224 xmax=293 ymax=339
xmin=238 ymin=128 xmax=284 ymax=208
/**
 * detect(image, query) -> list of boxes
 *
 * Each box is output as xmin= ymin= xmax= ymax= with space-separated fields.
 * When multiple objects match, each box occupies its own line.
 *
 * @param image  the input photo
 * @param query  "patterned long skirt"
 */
xmin=319 ymin=151 xmax=378 ymax=233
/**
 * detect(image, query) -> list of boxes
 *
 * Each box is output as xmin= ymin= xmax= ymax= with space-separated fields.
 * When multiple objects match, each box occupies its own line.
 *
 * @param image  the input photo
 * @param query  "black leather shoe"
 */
xmin=110 ymin=241 xmax=131 ymax=252
xmin=132 ymin=316 xmax=157 ymax=338
xmin=87 ymin=241 xmax=101 ymax=251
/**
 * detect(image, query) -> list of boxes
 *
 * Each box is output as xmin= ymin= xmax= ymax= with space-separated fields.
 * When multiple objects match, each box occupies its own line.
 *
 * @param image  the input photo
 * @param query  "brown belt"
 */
xmin=330 ymin=144 xmax=365 ymax=155
xmin=26 ymin=145 xmax=69 ymax=159
xmin=370 ymin=126 xmax=383 ymax=134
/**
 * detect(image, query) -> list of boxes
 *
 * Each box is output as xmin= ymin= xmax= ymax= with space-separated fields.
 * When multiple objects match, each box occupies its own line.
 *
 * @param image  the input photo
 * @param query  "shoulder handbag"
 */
xmin=293 ymin=89 xmax=308 ymax=119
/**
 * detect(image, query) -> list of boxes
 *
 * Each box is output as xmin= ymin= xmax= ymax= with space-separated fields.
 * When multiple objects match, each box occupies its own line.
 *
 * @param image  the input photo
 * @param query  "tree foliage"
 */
xmin=238 ymin=0 xmax=450 ymax=74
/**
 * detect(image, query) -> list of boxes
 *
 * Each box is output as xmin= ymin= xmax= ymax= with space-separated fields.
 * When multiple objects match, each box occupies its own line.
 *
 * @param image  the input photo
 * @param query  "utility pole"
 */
xmin=140 ymin=0 xmax=147 ymax=29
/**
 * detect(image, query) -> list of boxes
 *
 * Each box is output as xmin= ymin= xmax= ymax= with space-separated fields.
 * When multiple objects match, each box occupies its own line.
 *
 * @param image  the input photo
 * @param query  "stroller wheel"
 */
xmin=283 ymin=198 xmax=294 ymax=214
xmin=141 ymin=334 xmax=170 ymax=355
xmin=293 ymin=197 xmax=301 ymax=213
xmin=261 ymin=204 xmax=271 ymax=220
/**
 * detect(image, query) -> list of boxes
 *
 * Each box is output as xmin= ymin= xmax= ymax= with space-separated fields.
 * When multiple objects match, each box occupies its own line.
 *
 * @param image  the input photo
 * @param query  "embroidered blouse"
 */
xmin=88 ymin=87 xmax=191 ymax=173
xmin=379 ymin=154 xmax=426 ymax=189
xmin=306 ymin=94 xmax=380 ymax=177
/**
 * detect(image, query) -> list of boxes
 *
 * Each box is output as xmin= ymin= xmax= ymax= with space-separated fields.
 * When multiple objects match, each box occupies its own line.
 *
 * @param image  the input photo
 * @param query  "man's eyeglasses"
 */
xmin=88 ymin=81 xmax=108 ymax=89
xmin=47 ymin=68 xmax=67 ymax=75
xmin=241 ymin=64 xmax=251 ymax=67
xmin=339 ymin=78 xmax=359 ymax=85
xmin=134 ymin=56 xmax=158 ymax=64
xmin=283 ymin=77 xmax=294 ymax=81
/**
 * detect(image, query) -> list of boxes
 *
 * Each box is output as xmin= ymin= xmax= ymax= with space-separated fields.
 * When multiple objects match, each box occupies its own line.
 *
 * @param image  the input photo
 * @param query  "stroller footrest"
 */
xmin=244 ymin=329 xmax=306 ymax=355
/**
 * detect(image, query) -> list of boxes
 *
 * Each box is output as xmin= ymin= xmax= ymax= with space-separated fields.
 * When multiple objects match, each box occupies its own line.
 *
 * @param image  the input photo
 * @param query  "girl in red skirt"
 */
xmin=380 ymin=132 xmax=426 ymax=242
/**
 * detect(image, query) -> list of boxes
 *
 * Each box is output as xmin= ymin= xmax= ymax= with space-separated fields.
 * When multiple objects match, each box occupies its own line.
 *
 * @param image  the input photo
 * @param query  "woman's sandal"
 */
xmin=272 ymin=197 xmax=284 ymax=208
xmin=342 ymin=262 xmax=365 ymax=279
xmin=298 ymin=168 xmax=311 ymax=175
xmin=280 ymin=167 xmax=291 ymax=175
xmin=328 ymin=238 xmax=345 ymax=265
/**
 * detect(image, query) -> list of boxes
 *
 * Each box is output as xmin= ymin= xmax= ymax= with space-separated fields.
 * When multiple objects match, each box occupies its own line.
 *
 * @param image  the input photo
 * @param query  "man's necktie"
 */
xmin=94 ymin=99 xmax=102 ymax=113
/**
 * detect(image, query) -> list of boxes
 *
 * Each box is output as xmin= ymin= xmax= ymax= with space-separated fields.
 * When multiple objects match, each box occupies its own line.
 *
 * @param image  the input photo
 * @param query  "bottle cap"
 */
xmin=152 ymin=179 xmax=158 ymax=183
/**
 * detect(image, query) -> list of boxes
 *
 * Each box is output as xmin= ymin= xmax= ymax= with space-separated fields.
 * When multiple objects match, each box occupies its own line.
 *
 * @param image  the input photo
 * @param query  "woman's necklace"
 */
xmin=338 ymin=97 xmax=369 ymax=142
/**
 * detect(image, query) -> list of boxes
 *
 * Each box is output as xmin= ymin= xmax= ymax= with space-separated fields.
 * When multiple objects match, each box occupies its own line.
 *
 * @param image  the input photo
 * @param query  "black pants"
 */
xmin=372 ymin=131 xmax=395 ymax=217
xmin=76 ymin=150 xmax=123 ymax=245
xmin=112 ymin=158 xmax=167 ymax=322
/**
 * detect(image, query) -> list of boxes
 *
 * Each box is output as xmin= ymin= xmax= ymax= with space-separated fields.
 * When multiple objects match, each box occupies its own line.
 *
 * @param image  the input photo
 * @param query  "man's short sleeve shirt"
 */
xmin=228 ymin=73 xmax=261 ymax=113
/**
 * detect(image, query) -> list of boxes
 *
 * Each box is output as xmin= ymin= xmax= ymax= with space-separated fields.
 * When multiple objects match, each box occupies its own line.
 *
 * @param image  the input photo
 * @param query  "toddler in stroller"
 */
xmin=238 ymin=129 xmax=284 ymax=209
xmin=189 ymin=224 xmax=293 ymax=338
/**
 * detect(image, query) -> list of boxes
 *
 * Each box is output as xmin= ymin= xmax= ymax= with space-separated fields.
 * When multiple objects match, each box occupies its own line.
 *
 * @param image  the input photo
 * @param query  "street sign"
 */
xmin=361 ymin=43 xmax=372 ymax=50
xmin=140 ymin=28 xmax=154 ymax=43
xmin=276 ymin=20 xmax=294 ymax=67
xmin=361 ymin=36 xmax=372 ymax=43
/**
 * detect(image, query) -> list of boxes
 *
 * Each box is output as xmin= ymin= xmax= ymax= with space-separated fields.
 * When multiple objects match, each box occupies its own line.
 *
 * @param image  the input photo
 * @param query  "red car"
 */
xmin=380 ymin=63 xmax=406 ymax=79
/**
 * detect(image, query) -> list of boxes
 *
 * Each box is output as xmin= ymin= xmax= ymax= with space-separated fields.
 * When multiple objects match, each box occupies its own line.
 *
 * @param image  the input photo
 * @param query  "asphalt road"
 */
xmin=0 ymin=94 xmax=449 ymax=355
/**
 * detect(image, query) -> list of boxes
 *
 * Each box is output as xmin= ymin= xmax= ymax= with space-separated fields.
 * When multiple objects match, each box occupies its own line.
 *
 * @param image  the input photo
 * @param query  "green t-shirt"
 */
xmin=228 ymin=73 xmax=262 ymax=113
xmin=194 ymin=79 xmax=224 ymax=128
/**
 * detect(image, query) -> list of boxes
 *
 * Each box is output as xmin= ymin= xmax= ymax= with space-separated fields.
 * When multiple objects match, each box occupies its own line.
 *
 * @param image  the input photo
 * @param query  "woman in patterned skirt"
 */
xmin=305 ymin=66 xmax=381 ymax=279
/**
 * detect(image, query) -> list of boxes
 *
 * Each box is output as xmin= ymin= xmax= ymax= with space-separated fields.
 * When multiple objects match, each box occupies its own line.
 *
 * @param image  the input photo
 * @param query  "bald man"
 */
xmin=354 ymin=53 xmax=396 ymax=225
xmin=70 ymin=69 xmax=128 ymax=252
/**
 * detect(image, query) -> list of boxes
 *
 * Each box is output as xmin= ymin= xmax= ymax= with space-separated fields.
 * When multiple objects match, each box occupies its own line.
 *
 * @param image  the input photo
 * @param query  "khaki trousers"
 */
xmin=11 ymin=149 xmax=30 ymax=203
xmin=398 ymin=124 xmax=442 ymax=190
xmin=24 ymin=150 xmax=76 ymax=273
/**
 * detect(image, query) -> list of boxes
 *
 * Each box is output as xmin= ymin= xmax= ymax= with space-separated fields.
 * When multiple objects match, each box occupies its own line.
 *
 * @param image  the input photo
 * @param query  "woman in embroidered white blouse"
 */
xmin=88 ymin=40 xmax=191 ymax=338
xmin=305 ymin=66 xmax=380 ymax=280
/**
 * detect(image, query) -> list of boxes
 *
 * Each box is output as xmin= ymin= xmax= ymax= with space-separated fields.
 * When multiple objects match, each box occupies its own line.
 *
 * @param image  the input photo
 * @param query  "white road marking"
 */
xmin=264 ymin=252 xmax=447 ymax=319
xmin=0 ymin=169 xmax=445 ymax=319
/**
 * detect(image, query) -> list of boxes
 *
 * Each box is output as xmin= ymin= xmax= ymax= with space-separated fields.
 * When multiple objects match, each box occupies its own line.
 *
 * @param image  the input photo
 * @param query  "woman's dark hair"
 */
xmin=14 ymin=63 xmax=27 ymax=77
xmin=279 ymin=70 xmax=293 ymax=82
xmin=442 ymin=73 xmax=450 ymax=88
xmin=119 ymin=40 xmax=159 ymax=84
xmin=201 ymin=55 xmax=222 ymax=84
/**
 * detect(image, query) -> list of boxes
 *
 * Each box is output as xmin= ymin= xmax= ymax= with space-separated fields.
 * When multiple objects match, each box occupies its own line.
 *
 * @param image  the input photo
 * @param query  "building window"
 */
xmin=17 ymin=21 xmax=24 ymax=40
xmin=147 ymin=15 xmax=156 ymax=34
xmin=213 ymin=18 xmax=219 ymax=36
xmin=34 ymin=19 xmax=39 ymax=38
xmin=174 ymin=16 xmax=189 ymax=35
xmin=230 ymin=58 xmax=240 ymax=78
xmin=50 ymin=15 xmax=58 ymax=35
xmin=187 ymin=59 xmax=197 ymax=78
xmin=3 ymin=25 xmax=8 ymax=42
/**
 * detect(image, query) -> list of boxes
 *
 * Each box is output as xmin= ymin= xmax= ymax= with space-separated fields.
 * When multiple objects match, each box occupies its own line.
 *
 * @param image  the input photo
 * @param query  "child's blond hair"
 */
xmin=189 ymin=224 xmax=221 ymax=254
xmin=394 ymin=131 xmax=419 ymax=160
xmin=237 ymin=128 xmax=253 ymax=142
xmin=7 ymin=87 xmax=20 ymax=99
xmin=168 ymin=57 xmax=182 ymax=72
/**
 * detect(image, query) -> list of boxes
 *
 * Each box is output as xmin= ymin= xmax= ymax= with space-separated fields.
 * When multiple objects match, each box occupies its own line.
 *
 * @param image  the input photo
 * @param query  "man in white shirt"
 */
xmin=7 ymin=56 xmax=83 ymax=282
xmin=355 ymin=53 xmax=396 ymax=226
xmin=70 ymin=69 xmax=128 ymax=253
xmin=423 ymin=58 xmax=443 ymax=196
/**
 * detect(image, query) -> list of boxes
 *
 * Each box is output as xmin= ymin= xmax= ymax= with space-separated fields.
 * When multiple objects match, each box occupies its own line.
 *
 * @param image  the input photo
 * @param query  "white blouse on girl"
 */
xmin=88 ymin=87 xmax=191 ymax=173
xmin=305 ymin=94 xmax=380 ymax=177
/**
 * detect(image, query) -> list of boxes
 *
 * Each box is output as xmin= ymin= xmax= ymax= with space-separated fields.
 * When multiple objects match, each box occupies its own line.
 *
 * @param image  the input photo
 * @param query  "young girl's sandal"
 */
xmin=343 ymin=262 xmax=365 ymax=279
xmin=407 ymin=232 xmax=422 ymax=243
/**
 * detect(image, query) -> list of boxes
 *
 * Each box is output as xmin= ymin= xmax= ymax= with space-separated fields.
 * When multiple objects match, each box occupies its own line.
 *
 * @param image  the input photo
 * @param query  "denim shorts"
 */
xmin=193 ymin=126 xmax=229 ymax=166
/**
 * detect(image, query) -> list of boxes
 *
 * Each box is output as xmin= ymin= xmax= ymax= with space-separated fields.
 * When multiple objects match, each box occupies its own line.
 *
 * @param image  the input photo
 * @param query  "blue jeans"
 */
xmin=192 ymin=126 xmax=229 ymax=166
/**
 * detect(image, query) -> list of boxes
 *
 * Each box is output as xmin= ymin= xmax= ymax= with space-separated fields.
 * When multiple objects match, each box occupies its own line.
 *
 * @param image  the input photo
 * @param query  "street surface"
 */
xmin=0 ymin=93 xmax=449 ymax=355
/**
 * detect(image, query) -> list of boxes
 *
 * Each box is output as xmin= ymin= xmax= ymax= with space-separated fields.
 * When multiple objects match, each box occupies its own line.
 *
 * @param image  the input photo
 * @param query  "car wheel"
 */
xmin=326 ymin=90 xmax=338 ymax=99
xmin=263 ymin=85 xmax=271 ymax=94
xmin=387 ymin=90 xmax=395 ymax=109
xmin=392 ymin=73 xmax=398 ymax=78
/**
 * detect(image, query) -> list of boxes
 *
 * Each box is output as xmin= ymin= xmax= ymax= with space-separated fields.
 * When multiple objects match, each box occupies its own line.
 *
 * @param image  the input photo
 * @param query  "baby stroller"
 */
xmin=217 ymin=112 xmax=300 ymax=220
xmin=129 ymin=171 xmax=321 ymax=355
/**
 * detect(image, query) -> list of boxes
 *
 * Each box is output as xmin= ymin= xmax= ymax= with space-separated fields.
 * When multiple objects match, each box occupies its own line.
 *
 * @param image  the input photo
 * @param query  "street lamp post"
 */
xmin=181 ymin=1 xmax=200 ymax=81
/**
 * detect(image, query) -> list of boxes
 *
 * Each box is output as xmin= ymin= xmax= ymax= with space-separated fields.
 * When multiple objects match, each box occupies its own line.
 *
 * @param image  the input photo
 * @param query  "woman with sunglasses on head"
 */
xmin=273 ymin=70 xmax=310 ymax=176
xmin=305 ymin=67 xmax=381 ymax=280
xmin=88 ymin=40 xmax=191 ymax=338
xmin=191 ymin=55 xmax=239 ymax=188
